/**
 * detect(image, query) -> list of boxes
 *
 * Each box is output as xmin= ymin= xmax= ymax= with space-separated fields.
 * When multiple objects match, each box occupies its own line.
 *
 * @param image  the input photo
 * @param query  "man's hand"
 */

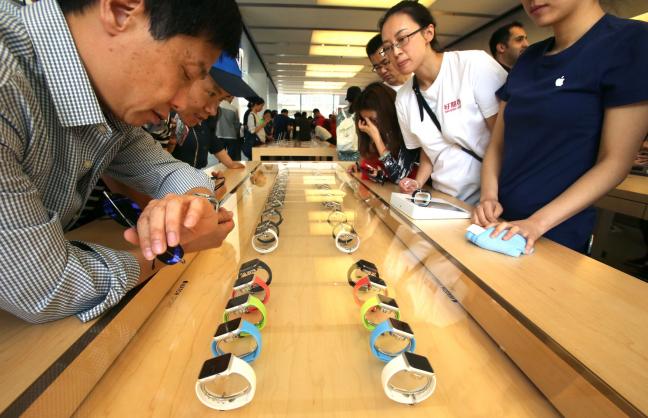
xmin=123 ymin=194 xmax=234 ymax=260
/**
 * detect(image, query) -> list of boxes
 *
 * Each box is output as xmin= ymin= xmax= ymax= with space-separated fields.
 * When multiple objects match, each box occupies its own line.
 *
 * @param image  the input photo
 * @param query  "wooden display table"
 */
xmin=2 ymin=163 xmax=647 ymax=418
xmin=593 ymin=174 xmax=648 ymax=257
xmin=251 ymin=140 xmax=338 ymax=161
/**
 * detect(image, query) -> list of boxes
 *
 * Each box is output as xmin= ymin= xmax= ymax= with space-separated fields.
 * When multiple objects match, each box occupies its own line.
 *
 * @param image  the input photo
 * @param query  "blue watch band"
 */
xmin=370 ymin=319 xmax=416 ymax=362
xmin=211 ymin=319 xmax=262 ymax=363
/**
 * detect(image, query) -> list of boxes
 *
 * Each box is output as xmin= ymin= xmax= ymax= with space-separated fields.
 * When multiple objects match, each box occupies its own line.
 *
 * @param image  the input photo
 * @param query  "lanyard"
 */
xmin=412 ymin=75 xmax=483 ymax=163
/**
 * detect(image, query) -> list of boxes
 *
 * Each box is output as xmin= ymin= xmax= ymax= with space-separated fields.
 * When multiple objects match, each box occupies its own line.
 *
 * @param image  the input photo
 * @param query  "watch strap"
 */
xmin=232 ymin=276 xmax=270 ymax=304
xmin=195 ymin=354 xmax=256 ymax=410
xmin=369 ymin=319 xmax=416 ymax=362
xmin=381 ymin=353 xmax=436 ymax=404
xmin=211 ymin=319 xmax=262 ymax=363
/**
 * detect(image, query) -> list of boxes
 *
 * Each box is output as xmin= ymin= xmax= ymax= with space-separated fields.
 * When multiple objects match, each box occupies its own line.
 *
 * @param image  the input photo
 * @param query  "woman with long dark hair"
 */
xmin=355 ymin=82 xmax=419 ymax=184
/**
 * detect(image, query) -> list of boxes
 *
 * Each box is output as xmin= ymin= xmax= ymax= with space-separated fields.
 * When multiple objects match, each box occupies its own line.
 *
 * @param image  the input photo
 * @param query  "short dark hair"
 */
xmin=366 ymin=34 xmax=383 ymax=57
xmin=263 ymin=109 xmax=272 ymax=116
xmin=281 ymin=109 xmax=288 ymax=114
xmin=313 ymin=108 xmax=320 ymax=114
xmin=379 ymin=1 xmax=440 ymax=52
xmin=58 ymin=0 xmax=243 ymax=56
xmin=489 ymin=21 xmax=524 ymax=57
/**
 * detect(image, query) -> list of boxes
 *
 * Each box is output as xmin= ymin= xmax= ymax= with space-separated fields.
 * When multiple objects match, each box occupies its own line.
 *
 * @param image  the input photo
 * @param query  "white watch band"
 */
xmin=252 ymin=228 xmax=279 ymax=254
xmin=334 ymin=230 xmax=360 ymax=253
xmin=381 ymin=353 xmax=436 ymax=405
xmin=195 ymin=355 xmax=256 ymax=410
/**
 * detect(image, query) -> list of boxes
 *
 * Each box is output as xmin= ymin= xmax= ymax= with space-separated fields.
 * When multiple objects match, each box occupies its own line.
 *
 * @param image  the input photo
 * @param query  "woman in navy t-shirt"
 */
xmin=473 ymin=0 xmax=648 ymax=253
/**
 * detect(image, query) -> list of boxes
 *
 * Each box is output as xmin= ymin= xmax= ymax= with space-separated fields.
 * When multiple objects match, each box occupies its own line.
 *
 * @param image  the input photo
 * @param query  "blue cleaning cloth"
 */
xmin=465 ymin=227 xmax=528 ymax=257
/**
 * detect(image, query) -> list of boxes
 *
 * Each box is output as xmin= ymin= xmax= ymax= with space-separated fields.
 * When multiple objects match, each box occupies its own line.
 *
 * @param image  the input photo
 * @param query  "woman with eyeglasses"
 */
xmin=472 ymin=0 xmax=648 ymax=254
xmin=354 ymin=82 xmax=419 ymax=184
xmin=380 ymin=1 xmax=507 ymax=205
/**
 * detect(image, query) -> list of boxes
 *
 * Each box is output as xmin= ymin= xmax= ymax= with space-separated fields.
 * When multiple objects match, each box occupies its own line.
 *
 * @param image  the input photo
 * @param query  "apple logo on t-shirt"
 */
xmin=555 ymin=76 xmax=565 ymax=87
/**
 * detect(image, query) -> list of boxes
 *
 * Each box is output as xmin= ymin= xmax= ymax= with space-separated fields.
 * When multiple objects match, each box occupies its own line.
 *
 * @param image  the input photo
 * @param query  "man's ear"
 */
xmin=496 ymin=43 xmax=508 ymax=54
xmin=98 ymin=0 xmax=145 ymax=36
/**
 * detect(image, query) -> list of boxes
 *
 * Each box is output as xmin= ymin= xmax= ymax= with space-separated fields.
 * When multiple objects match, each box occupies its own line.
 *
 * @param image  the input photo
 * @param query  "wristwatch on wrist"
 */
xmin=191 ymin=192 xmax=220 ymax=211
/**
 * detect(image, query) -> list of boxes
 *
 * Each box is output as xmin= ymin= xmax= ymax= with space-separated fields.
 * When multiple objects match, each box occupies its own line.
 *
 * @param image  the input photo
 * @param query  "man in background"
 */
xmin=489 ymin=21 xmax=529 ymax=72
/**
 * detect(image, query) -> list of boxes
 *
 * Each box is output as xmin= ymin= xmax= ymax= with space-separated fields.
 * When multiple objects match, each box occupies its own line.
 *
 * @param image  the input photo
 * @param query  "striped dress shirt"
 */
xmin=0 ymin=0 xmax=213 ymax=323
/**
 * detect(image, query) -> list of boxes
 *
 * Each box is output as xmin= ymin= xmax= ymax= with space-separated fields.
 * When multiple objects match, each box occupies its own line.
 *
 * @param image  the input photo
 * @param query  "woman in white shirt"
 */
xmin=380 ymin=1 xmax=507 ymax=204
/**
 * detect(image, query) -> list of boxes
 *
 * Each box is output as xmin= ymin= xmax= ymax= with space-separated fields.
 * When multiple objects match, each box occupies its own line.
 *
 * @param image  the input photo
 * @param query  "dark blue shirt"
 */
xmin=497 ymin=14 xmax=648 ymax=252
xmin=273 ymin=114 xmax=291 ymax=139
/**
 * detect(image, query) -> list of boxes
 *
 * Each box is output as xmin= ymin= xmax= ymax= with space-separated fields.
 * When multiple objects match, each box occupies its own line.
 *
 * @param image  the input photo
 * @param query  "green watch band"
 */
xmin=223 ymin=294 xmax=267 ymax=331
xmin=360 ymin=295 xmax=400 ymax=331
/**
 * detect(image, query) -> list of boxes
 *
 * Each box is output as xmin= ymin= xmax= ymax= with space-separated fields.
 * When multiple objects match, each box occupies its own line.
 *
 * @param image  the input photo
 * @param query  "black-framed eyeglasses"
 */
xmin=371 ymin=58 xmax=391 ymax=72
xmin=381 ymin=27 xmax=425 ymax=56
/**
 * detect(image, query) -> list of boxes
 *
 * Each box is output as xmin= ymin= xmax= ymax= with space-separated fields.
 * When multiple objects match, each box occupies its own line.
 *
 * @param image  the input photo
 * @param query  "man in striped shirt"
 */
xmin=0 ymin=0 xmax=243 ymax=323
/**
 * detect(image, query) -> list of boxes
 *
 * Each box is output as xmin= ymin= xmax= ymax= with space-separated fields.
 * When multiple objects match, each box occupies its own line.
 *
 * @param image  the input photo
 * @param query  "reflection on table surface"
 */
xmin=75 ymin=163 xmax=557 ymax=417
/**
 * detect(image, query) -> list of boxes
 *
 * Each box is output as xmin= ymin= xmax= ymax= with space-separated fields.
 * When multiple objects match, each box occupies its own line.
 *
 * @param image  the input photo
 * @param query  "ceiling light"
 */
xmin=305 ymin=71 xmax=358 ymax=78
xmin=311 ymin=30 xmax=377 ymax=46
xmin=317 ymin=0 xmax=435 ymax=6
xmin=309 ymin=45 xmax=366 ymax=57
xmin=306 ymin=64 xmax=364 ymax=73
xmin=304 ymin=81 xmax=346 ymax=90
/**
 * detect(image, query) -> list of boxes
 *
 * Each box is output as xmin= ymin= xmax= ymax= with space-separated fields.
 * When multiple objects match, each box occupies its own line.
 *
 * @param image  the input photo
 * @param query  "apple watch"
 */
xmin=260 ymin=208 xmax=283 ymax=226
xmin=231 ymin=275 xmax=270 ymax=304
xmin=195 ymin=353 xmax=256 ymax=410
xmin=332 ymin=222 xmax=360 ymax=254
xmin=353 ymin=275 xmax=388 ymax=306
xmin=361 ymin=294 xmax=400 ymax=331
xmin=327 ymin=209 xmax=347 ymax=226
xmin=370 ymin=318 xmax=416 ymax=362
xmin=223 ymin=294 xmax=267 ymax=330
xmin=381 ymin=352 xmax=436 ymax=405
xmin=211 ymin=318 xmax=262 ymax=363
xmin=252 ymin=221 xmax=279 ymax=254
xmin=411 ymin=189 xmax=432 ymax=207
xmin=347 ymin=259 xmax=379 ymax=287
xmin=238 ymin=259 xmax=272 ymax=286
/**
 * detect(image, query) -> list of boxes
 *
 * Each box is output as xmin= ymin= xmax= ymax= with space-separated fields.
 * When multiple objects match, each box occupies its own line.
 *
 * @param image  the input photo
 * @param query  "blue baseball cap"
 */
xmin=210 ymin=53 xmax=257 ymax=98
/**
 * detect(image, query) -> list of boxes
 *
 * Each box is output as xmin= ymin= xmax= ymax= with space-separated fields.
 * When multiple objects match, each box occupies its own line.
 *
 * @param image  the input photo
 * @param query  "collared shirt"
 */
xmin=0 ymin=0 xmax=213 ymax=323
xmin=215 ymin=100 xmax=240 ymax=139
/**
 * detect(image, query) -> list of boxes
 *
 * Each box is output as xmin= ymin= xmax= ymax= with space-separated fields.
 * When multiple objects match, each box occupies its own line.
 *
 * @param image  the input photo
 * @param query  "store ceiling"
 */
xmin=237 ymin=0 xmax=522 ymax=95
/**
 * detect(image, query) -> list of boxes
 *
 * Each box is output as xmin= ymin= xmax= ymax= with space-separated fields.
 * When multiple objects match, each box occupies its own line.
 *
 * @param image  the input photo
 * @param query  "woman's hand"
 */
xmin=399 ymin=177 xmax=419 ymax=194
xmin=472 ymin=199 xmax=503 ymax=226
xmin=486 ymin=218 xmax=547 ymax=254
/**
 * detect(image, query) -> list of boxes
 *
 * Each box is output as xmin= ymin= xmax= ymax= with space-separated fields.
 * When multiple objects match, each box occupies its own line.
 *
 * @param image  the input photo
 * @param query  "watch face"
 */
xmin=369 ymin=276 xmax=386 ymax=289
xmin=225 ymin=294 xmax=249 ymax=310
xmin=378 ymin=294 xmax=399 ymax=310
xmin=390 ymin=318 xmax=413 ymax=336
xmin=234 ymin=276 xmax=254 ymax=289
xmin=239 ymin=259 xmax=261 ymax=275
xmin=357 ymin=260 xmax=379 ymax=276
xmin=215 ymin=318 xmax=242 ymax=337
xmin=403 ymin=352 xmax=434 ymax=374
xmin=198 ymin=353 xmax=232 ymax=379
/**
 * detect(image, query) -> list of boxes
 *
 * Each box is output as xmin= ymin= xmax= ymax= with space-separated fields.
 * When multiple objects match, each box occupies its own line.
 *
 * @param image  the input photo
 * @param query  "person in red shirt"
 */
xmin=312 ymin=108 xmax=326 ymax=128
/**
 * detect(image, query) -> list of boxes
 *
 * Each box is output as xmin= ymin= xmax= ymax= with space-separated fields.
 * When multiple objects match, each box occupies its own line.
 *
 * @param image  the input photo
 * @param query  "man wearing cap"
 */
xmin=167 ymin=53 xmax=256 ymax=169
xmin=0 ymin=0 xmax=243 ymax=323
